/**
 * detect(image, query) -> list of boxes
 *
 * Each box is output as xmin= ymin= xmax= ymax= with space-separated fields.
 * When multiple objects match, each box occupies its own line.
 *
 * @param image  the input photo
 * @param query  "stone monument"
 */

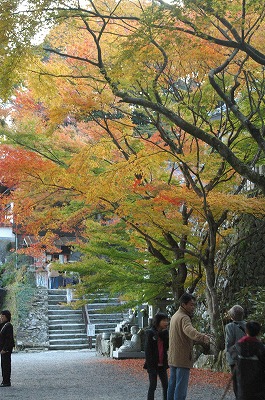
xmin=112 ymin=325 xmax=145 ymax=359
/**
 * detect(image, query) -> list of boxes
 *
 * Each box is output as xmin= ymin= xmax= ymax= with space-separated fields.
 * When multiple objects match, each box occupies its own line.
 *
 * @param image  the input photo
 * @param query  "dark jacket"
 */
xmin=230 ymin=336 xmax=265 ymax=400
xmin=144 ymin=327 xmax=169 ymax=372
xmin=0 ymin=322 xmax=15 ymax=352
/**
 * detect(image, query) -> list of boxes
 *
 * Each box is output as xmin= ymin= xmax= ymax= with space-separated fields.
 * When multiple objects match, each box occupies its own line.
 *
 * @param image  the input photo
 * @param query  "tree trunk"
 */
xmin=204 ymin=268 xmax=224 ymax=354
xmin=203 ymin=216 xmax=225 ymax=354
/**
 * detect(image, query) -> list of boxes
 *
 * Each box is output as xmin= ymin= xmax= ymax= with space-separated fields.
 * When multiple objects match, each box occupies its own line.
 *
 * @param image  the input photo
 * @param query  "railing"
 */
xmin=82 ymin=304 xmax=95 ymax=349
xmin=82 ymin=304 xmax=90 ymax=325
xmin=66 ymin=288 xmax=73 ymax=303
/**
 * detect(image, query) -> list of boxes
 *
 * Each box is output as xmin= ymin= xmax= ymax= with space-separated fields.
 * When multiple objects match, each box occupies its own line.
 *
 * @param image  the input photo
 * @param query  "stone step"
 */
xmin=48 ymin=315 xmax=83 ymax=322
xmin=87 ymin=302 xmax=122 ymax=309
xmin=48 ymin=291 xmax=67 ymax=296
xmin=48 ymin=305 xmax=80 ymax=310
xmin=95 ymin=327 xmax=117 ymax=333
xmin=48 ymin=315 xmax=84 ymax=322
xmin=87 ymin=322 xmax=118 ymax=329
xmin=49 ymin=332 xmax=87 ymax=339
xmin=48 ymin=292 xmax=67 ymax=298
xmin=48 ymin=300 xmax=78 ymax=306
xmin=49 ymin=328 xmax=86 ymax=334
xmin=49 ymin=337 xmax=88 ymax=344
xmin=48 ymin=312 xmax=81 ymax=318
xmin=48 ymin=309 xmax=82 ymax=315
xmin=87 ymin=312 xmax=123 ymax=318
xmin=47 ymin=290 xmax=126 ymax=350
xmin=49 ymin=323 xmax=85 ymax=330
xmin=88 ymin=298 xmax=121 ymax=304
xmin=49 ymin=343 xmax=88 ymax=350
xmin=48 ymin=289 xmax=67 ymax=294
xmin=49 ymin=320 xmax=84 ymax=326
xmin=47 ymin=289 xmax=88 ymax=350
xmin=88 ymin=314 xmax=123 ymax=320
xmin=48 ymin=305 xmax=72 ymax=310
xmin=85 ymin=298 xmax=126 ymax=344
xmin=48 ymin=299 xmax=67 ymax=305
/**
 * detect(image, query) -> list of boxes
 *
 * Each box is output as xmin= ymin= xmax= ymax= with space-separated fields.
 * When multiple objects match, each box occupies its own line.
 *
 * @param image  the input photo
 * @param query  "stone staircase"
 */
xmin=48 ymin=289 xmax=126 ymax=350
xmin=86 ymin=294 xmax=126 ymax=346
xmin=48 ymin=289 xmax=88 ymax=350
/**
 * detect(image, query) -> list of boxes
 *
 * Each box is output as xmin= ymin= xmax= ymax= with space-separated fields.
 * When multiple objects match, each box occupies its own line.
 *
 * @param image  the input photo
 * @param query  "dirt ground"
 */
xmin=0 ymin=349 xmax=234 ymax=400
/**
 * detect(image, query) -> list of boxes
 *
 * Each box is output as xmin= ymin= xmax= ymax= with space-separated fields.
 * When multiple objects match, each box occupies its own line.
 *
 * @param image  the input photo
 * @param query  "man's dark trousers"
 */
xmin=1 ymin=352 xmax=11 ymax=384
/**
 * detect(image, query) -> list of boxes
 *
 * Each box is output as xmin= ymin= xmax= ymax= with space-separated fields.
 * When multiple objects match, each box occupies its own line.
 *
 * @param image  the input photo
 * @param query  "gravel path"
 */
xmin=0 ymin=350 xmax=235 ymax=400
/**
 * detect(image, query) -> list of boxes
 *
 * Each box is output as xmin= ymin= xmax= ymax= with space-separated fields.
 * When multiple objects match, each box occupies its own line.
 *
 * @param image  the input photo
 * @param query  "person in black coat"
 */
xmin=144 ymin=312 xmax=169 ymax=400
xmin=229 ymin=320 xmax=265 ymax=400
xmin=0 ymin=310 xmax=15 ymax=387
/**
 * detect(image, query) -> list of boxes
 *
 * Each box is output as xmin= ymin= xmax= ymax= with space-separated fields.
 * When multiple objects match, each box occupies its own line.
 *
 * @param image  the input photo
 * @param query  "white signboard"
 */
xmin=87 ymin=324 xmax=96 ymax=337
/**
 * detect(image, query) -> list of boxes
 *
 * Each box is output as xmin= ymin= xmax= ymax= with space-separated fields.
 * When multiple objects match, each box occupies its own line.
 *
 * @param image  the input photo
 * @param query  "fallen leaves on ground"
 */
xmin=100 ymin=358 xmax=231 ymax=389
xmin=189 ymin=368 xmax=231 ymax=388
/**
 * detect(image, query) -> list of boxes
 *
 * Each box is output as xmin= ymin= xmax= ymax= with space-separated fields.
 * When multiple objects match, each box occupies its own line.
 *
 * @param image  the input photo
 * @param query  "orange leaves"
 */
xmin=154 ymin=193 xmax=184 ymax=207
xmin=102 ymin=358 xmax=232 ymax=389
xmin=17 ymin=231 xmax=63 ymax=258
xmin=17 ymin=243 xmax=46 ymax=259
xmin=132 ymin=178 xmax=142 ymax=188
xmin=1 ymin=0 xmax=264 ymax=279
xmin=12 ymin=89 xmax=46 ymax=121
xmin=0 ymin=145 xmax=51 ymax=187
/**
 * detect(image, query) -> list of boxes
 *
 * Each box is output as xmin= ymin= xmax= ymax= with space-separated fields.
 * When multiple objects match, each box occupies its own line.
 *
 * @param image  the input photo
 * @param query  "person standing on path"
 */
xmin=225 ymin=304 xmax=246 ymax=398
xmin=167 ymin=293 xmax=210 ymax=400
xmin=144 ymin=312 xmax=169 ymax=400
xmin=0 ymin=310 xmax=15 ymax=387
xmin=229 ymin=320 xmax=265 ymax=400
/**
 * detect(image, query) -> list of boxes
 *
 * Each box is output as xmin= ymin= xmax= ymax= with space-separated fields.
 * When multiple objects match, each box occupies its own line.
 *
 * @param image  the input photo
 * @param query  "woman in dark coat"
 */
xmin=144 ymin=312 xmax=169 ymax=400
xmin=0 ymin=310 xmax=15 ymax=387
xmin=230 ymin=320 xmax=265 ymax=400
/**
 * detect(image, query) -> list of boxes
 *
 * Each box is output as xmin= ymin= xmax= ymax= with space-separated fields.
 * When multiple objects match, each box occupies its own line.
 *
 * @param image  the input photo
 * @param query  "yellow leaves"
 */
xmin=207 ymin=192 xmax=265 ymax=218
xmin=27 ymin=58 xmax=98 ymax=126
xmin=2 ymin=0 xmax=265 ymax=271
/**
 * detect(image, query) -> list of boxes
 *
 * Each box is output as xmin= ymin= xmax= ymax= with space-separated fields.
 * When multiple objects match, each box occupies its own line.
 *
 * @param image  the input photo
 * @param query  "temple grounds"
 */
xmin=1 ymin=349 xmax=234 ymax=400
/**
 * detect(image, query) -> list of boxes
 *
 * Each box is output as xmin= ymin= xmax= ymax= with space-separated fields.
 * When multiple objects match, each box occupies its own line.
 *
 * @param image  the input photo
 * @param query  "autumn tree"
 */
xmin=1 ymin=0 xmax=265 ymax=352
xmin=2 ymin=83 xmax=265 ymax=353
xmin=1 ymin=0 xmax=265 ymax=188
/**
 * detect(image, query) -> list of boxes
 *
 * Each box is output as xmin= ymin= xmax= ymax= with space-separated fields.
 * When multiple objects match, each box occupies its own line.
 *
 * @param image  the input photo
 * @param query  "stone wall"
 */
xmin=0 ymin=288 xmax=6 ymax=308
xmin=224 ymin=214 xmax=265 ymax=304
xmin=0 ymin=239 xmax=13 ymax=265
xmin=16 ymin=288 xmax=49 ymax=350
